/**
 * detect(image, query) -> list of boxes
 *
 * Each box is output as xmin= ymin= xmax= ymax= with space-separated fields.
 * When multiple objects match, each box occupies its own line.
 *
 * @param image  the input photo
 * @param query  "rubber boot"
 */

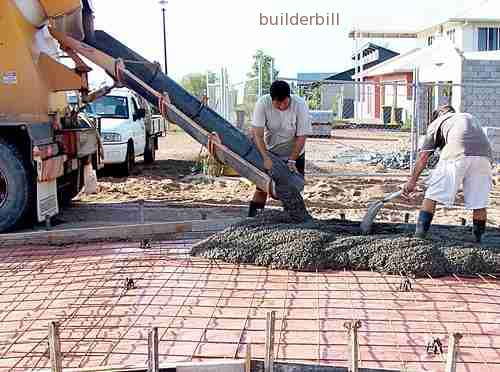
xmin=472 ymin=220 xmax=486 ymax=243
xmin=415 ymin=211 xmax=434 ymax=239
xmin=248 ymin=201 xmax=265 ymax=218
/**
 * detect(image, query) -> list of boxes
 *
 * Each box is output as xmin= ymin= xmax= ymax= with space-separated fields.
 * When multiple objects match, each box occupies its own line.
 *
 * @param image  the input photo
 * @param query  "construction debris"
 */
xmin=426 ymin=337 xmax=444 ymax=355
xmin=371 ymin=151 xmax=411 ymax=169
xmin=191 ymin=211 xmax=499 ymax=277
xmin=331 ymin=149 xmax=441 ymax=170
xmin=399 ymin=276 xmax=413 ymax=292
xmin=124 ymin=278 xmax=136 ymax=290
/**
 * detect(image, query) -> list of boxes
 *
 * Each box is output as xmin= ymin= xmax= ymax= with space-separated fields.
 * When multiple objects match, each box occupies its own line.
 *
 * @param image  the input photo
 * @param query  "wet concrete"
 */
xmin=192 ymin=211 xmax=500 ymax=277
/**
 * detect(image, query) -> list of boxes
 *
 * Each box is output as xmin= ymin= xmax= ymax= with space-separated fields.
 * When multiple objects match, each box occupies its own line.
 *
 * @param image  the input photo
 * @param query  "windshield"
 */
xmin=85 ymin=96 xmax=129 ymax=119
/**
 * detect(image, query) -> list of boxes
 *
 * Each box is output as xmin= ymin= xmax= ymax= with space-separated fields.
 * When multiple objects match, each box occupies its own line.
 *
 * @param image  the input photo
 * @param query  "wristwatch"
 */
xmin=287 ymin=159 xmax=296 ymax=164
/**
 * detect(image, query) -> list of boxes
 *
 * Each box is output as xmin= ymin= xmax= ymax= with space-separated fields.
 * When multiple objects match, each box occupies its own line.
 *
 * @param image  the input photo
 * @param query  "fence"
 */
xmin=206 ymin=67 xmax=238 ymax=125
xmin=253 ymin=78 xmax=500 ymax=175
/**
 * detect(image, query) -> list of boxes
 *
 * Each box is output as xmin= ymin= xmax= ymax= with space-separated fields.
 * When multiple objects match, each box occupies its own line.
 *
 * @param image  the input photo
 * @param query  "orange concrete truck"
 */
xmin=0 ymin=0 xmax=101 ymax=232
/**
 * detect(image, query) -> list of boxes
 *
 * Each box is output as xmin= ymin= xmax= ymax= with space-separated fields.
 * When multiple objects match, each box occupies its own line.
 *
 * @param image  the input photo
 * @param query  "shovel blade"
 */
xmin=361 ymin=190 xmax=403 ymax=234
xmin=360 ymin=201 xmax=384 ymax=234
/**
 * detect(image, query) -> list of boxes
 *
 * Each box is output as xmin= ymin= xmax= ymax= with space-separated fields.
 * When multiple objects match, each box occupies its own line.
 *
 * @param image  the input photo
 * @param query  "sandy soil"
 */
xmin=73 ymin=130 xmax=500 ymax=228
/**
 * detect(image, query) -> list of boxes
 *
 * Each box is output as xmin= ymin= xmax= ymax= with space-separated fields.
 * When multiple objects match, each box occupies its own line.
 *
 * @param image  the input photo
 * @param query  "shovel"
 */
xmin=361 ymin=189 xmax=403 ymax=234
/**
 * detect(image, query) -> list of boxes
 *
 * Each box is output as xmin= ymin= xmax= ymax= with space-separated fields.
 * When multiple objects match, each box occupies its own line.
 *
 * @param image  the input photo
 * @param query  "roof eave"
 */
xmin=355 ymin=68 xmax=413 ymax=79
xmin=449 ymin=17 xmax=500 ymax=23
xmin=353 ymin=48 xmax=421 ymax=79
xmin=417 ymin=19 xmax=467 ymax=35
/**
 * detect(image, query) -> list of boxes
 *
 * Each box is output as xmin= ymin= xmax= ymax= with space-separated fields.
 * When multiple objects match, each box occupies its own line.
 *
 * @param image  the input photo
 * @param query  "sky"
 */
xmin=90 ymin=0 xmax=475 ymax=85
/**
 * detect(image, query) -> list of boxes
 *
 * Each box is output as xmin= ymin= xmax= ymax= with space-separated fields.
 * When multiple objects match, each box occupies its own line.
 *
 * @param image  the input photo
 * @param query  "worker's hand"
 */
xmin=403 ymin=179 xmax=417 ymax=195
xmin=287 ymin=160 xmax=298 ymax=173
xmin=263 ymin=156 xmax=273 ymax=171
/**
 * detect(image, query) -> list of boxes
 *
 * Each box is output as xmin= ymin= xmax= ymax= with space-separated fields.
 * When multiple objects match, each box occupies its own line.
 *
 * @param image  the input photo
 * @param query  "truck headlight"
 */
xmin=102 ymin=132 xmax=122 ymax=142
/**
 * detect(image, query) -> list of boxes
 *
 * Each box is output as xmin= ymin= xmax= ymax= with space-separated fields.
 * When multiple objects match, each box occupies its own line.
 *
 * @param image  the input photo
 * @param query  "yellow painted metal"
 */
xmin=0 ymin=0 xmax=50 ymax=122
xmin=38 ymin=53 xmax=83 ymax=92
xmin=39 ymin=0 xmax=81 ymax=17
xmin=0 ymin=0 xmax=85 ymax=123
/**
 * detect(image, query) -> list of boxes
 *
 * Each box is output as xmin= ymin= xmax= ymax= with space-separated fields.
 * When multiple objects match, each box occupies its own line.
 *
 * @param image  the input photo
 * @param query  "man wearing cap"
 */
xmin=248 ymin=80 xmax=313 ymax=217
xmin=404 ymin=105 xmax=493 ymax=242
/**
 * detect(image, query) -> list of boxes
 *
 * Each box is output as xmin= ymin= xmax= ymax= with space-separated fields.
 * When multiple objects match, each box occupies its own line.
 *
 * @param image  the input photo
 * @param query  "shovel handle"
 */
xmin=382 ymin=190 xmax=403 ymax=203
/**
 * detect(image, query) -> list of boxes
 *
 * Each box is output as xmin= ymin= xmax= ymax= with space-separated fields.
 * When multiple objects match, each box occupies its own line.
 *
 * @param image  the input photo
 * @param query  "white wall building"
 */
xmin=417 ymin=0 xmax=500 ymax=53
xmin=354 ymin=0 xmax=500 ymax=130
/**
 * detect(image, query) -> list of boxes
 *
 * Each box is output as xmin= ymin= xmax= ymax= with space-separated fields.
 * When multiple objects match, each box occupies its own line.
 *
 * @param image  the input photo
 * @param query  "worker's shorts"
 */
xmin=256 ymin=153 xmax=305 ymax=193
xmin=425 ymin=156 xmax=493 ymax=209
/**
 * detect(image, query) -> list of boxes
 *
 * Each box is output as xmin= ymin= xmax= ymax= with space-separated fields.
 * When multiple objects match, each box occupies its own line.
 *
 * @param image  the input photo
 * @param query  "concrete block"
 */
xmin=478 ymin=87 xmax=493 ymax=94
xmin=477 ymin=71 xmax=492 ymax=79
xmin=311 ymin=123 xmax=332 ymax=137
xmin=463 ymin=63 xmax=474 ymax=72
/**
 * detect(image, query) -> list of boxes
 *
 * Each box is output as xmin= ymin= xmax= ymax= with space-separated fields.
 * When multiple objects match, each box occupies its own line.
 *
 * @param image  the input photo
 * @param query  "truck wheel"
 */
xmin=144 ymin=137 xmax=156 ymax=164
xmin=120 ymin=142 xmax=135 ymax=176
xmin=0 ymin=139 xmax=33 ymax=232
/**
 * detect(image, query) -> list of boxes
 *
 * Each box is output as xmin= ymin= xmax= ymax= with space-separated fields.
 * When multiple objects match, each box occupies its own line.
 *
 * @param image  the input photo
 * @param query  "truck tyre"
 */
xmin=144 ymin=137 xmax=156 ymax=164
xmin=120 ymin=141 xmax=135 ymax=176
xmin=0 ymin=139 xmax=33 ymax=232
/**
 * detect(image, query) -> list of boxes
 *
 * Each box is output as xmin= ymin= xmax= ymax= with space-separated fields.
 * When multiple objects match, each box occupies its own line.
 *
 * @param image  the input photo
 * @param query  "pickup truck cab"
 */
xmin=85 ymin=88 xmax=163 ymax=175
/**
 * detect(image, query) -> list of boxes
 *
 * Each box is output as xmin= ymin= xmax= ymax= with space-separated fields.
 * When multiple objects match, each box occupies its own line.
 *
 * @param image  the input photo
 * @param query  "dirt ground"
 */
xmin=71 ymin=129 xmax=500 ymax=228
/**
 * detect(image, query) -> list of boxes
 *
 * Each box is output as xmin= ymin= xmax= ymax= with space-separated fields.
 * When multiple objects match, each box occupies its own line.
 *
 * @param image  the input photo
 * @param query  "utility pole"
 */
xmin=159 ymin=0 xmax=168 ymax=74
xmin=269 ymin=57 xmax=275 ymax=83
xmin=258 ymin=56 xmax=263 ymax=98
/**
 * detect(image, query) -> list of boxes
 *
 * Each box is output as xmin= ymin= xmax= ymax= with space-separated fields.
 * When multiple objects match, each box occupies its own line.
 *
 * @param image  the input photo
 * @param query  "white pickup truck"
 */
xmin=85 ymin=88 xmax=166 ymax=175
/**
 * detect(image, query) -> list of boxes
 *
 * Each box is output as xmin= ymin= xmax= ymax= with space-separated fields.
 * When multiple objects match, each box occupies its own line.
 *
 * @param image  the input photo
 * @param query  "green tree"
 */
xmin=180 ymin=72 xmax=207 ymax=99
xmin=304 ymin=85 xmax=321 ymax=110
xmin=242 ymin=50 xmax=279 ymax=121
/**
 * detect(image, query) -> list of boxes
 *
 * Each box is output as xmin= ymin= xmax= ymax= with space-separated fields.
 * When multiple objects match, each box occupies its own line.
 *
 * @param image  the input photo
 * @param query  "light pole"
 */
xmin=159 ymin=0 xmax=168 ymax=75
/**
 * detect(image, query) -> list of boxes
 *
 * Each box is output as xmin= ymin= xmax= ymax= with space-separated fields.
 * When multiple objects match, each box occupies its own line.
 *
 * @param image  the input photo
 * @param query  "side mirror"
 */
xmin=134 ymin=108 xmax=146 ymax=121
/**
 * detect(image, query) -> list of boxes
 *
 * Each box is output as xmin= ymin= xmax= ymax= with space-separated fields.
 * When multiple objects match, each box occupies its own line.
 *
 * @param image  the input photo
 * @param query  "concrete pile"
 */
xmin=191 ymin=211 xmax=499 ymax=277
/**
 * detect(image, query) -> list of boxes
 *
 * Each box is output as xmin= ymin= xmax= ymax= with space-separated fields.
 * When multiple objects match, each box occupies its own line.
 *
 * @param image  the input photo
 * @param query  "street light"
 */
xmin=159 ymin=0 xmax=168 ymax=75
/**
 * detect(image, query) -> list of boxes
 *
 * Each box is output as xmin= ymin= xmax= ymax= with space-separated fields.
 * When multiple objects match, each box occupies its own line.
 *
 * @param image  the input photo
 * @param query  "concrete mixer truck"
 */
xmin=1 ymin=0 xmax=308 ymax=233
xmin=0 ymin=0 xmax=100 ymax=232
